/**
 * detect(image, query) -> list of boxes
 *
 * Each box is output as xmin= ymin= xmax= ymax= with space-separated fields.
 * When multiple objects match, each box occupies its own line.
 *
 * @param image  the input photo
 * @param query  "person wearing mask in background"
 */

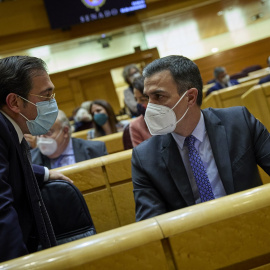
xmin=88 ymin=99 xmax=129 ymax=139
xmin=31 ymin=110 xmax=107 ymax=169
xmin=258 ymin=56 xmax=270 ymax=84
xmin=129 ymin=76 xmax=152 ymax=147
xmin=73 ymin=106 xmax=93 ymax=132
xmin=132 ymin=55 xmax=270 ymax=221
xmin=206 ymin=66 xmax=239 ymax=96
xmin=0 ymin=56 xmax=71 ymax=262
xmin=122 ymin=64 xmax=141 ymax=117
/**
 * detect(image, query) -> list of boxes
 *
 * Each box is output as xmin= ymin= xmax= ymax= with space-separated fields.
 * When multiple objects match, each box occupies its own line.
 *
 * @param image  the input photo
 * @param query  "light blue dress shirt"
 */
xmin=172 ymin=112 xmax=227 ymax=204
xmin=50 ymin=139 xmax=75 ymax=169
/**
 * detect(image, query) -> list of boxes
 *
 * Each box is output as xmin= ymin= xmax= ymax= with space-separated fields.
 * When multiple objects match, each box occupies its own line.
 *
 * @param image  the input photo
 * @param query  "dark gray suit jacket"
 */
xmin=132 ymin=107 xmax=270 ymax=221
xmin=31 ymin=138 xmax=107 ymax=168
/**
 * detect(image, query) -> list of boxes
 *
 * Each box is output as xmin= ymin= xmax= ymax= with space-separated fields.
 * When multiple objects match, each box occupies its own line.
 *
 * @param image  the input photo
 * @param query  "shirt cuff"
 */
xmin=44 ymin=167 xmax=49 ymax=182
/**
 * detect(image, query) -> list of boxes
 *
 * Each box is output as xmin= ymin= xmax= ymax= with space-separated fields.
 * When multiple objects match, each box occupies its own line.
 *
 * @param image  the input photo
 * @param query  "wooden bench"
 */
xmin=241 ymin=81 xmax=270 ymax=131
xmin=201 ymin=79 xmax=258 ymax=109
xmin=3 ymin=183 xmax=270 ymax=269
xmin=52 ymin=149 xmax=134 ymax=233
xmin=72 ymin=131 xmax=124 ymax=154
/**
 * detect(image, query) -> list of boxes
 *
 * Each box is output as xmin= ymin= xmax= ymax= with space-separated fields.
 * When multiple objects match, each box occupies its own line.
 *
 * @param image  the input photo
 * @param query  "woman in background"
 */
xmin=88 ymin=99 xmax=128 ymax=139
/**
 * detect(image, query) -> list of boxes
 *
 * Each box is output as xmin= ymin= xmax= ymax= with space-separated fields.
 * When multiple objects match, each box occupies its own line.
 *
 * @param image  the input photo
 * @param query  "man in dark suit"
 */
xmin=31 ymin=110 xmax=107 ymax=168
xmin=132 ymin=55 xmax=270 ymax=221
xmin=206 ymin=66 xmax=239 ymax=96
xmin=0 ymin=56 xmax=71 ymax=262
xmin=258 ymin=56 xmax=270 ymax=85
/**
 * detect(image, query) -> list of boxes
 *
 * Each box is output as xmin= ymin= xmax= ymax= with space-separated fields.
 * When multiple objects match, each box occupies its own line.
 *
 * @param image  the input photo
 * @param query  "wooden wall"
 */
xmin=0 ymin=0 xmax=211 ymax=55
xmin=51 ymin=48 xmax=159 ymax=117
xmin=195 ymin=37 xmax=270 ymax=83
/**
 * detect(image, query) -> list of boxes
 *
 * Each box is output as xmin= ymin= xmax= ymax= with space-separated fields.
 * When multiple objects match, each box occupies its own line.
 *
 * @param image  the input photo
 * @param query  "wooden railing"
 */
xmin=51 ymin=149 xmax=134 ymax=233
xmin=2 ymin=184 xmax=270 ymax=269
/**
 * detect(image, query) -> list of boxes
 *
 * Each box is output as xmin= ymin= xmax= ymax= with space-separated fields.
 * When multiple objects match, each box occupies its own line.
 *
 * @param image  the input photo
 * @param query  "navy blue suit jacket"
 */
xmin=259 ymin=74 xmax=270 ymax=85
xmin=206 ymin=79 xmax=239 ymax=96
xmin=0 ymin=113 xmax=45 ymax=262
xmin=31 ymin=138 xmax=107 ymax=168
xmin=132 ymin=107 xmax=270 ymax=221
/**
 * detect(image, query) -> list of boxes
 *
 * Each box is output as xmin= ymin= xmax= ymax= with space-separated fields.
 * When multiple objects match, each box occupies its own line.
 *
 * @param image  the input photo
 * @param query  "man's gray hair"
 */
xmin=57 ymin=110 xmax=72 ymax=136
xmin=214 ymin=67 xmax=225 ymax=79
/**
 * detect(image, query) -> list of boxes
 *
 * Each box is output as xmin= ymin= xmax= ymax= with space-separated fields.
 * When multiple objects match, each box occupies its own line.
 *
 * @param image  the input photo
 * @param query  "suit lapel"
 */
xmin=161 ymin=134 xmax=195 ymax=206
xmin=202 ymin=109 xmax=234 ymax=194
xmin=72 ymin=138 xmax=85 ymax=163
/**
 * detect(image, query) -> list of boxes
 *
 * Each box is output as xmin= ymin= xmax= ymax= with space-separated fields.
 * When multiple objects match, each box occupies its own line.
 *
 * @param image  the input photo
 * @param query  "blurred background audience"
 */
xmin=259 ymin=56 xmax=270 ymax=84
xmin=122 ymin=64 xmax=141 ymax=117
xmin=88 ymin=99 xmax=129 ymax=139
xmin=206 ymin=66 xmax=239 ymax=96
xmin=129 ymin=76 xmax=151 ymax=147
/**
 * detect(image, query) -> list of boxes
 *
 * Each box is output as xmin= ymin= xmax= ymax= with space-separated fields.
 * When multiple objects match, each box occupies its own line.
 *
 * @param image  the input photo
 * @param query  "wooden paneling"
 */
xmin=0 ymin=0 xmax=215 ymax=55
xmin=48 ymin=48 xmax=159 ymax=117
xmin=196 ymin=37 xmax=270 ymax=83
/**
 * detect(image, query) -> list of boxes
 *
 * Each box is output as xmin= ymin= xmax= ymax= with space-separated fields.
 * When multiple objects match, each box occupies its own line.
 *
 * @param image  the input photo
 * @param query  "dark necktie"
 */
xmin=21 ymin=138 xmax=57 ymax=249
xmin=185 ymin=135 xmax=215 ymax=202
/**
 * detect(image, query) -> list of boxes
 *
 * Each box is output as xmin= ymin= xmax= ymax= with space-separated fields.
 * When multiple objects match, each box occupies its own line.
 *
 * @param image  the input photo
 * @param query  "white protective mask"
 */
xmin=37 ymin=129 xmax=62 ymax=156
xmin=144 ymin=91 xmax=189 ymax=135
xmin=222 ymin=74 xmax=230 ymax=84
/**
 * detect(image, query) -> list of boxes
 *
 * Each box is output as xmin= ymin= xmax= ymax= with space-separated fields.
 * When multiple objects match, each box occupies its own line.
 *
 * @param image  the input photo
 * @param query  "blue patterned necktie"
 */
xmin=185 ymin=135 xmax=215 ymax=202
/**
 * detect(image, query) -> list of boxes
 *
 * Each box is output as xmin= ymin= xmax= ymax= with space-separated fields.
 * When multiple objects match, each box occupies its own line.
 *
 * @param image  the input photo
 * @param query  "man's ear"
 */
xmin=186 ymin=88 xmax=198 ymax=107
xmin=5 ymin=93 xmax=22 ymax=113
xmin=63 ymin=126 xmax=70 ymax=137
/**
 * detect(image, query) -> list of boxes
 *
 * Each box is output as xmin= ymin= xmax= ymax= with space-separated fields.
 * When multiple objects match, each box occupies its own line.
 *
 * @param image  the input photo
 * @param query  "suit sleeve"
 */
xmin=32 ymin=164 xmax=46 ymax=187
xmin=0 ymin=137 xmax=28 ymax=262
xmin=132 ymin=147 xmax=167 ymax=221
xmin=243 ymin=107 xmax=270 ymax=174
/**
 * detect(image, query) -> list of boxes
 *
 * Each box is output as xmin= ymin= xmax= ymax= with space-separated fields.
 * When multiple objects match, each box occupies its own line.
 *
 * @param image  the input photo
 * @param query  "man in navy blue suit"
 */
xmin=206 ymin=66 xmax=239 ymax=96
xmin=0 ymin=56 xmax=71 ymax=262
xmin=258 ymin=56 xmax=270 ymax=85
xmin=132 ymin=55 xmax=270 ymax=221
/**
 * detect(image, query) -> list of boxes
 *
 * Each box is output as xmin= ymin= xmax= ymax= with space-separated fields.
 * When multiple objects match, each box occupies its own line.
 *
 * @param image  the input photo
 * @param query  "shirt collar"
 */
xmin=172 ymin=111 xmax=206 ymax=149
xmin=0 ymin=110 xmax=24 ymax=143
xmin=61 ymin=138 xmax=74 ymax=155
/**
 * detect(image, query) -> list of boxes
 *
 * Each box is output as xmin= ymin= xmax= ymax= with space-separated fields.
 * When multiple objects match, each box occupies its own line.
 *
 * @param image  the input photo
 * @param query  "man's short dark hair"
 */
xmin=142 ymin=55 xmax=203 ymax=106
xmin=0 ymin=56 xmax=47 ymax=108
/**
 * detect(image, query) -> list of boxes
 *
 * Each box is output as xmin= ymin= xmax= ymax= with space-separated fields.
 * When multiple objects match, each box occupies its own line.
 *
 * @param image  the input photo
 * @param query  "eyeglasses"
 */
xmin=29 ymin=93 xmax=55 ymax=101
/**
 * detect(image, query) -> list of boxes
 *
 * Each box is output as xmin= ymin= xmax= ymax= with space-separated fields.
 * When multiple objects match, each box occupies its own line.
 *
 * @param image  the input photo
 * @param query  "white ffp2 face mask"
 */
xmin=37 ymin=129 xmax=62 ymax=156
xmin=144 ymin=91 xmax=189 ymax=135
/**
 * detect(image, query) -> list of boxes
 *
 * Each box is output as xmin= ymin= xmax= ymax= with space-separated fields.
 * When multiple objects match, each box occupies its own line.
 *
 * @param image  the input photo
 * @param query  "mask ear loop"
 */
xmin=173 ymin=90 xmax=189 ymax=124
xmin=171 ymin=90 xmax=188 ymax=111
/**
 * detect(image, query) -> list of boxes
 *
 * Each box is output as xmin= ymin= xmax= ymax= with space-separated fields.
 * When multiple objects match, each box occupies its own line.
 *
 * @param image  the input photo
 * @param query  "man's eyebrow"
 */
xmin=39 ymin=87 xmax=54 ymax=95
xmin=144 ymin=89 xmax=166 ymax=95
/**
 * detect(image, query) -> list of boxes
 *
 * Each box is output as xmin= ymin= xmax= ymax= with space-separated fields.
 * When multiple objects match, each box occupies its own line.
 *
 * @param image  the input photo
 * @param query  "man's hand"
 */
xmin=49 ymin=170 xmax=73 ymax=184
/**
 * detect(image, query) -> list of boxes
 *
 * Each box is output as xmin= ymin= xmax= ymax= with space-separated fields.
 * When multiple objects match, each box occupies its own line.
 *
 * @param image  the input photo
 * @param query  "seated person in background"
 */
xmin=88 ymin=99 xmax=129 ymax=139
xmin=258 ymin=56 xmax=270 ymax=84
xmin=132 ymin=55 xmax=270 ymax=221
xmin=31 ymin=110 xmax=107 ymax=169
xmin=73 ymin=106 xmax=93 ymax=132
xmin=129 ymin=76 xmax=152 ymax=147
xmin=122 ymin=64 xmax=141 ymax=117
xmin=206 ymin=66 xmax=239 ymax=96
xmin=24 ymin=134 xmax=37 ymax=149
